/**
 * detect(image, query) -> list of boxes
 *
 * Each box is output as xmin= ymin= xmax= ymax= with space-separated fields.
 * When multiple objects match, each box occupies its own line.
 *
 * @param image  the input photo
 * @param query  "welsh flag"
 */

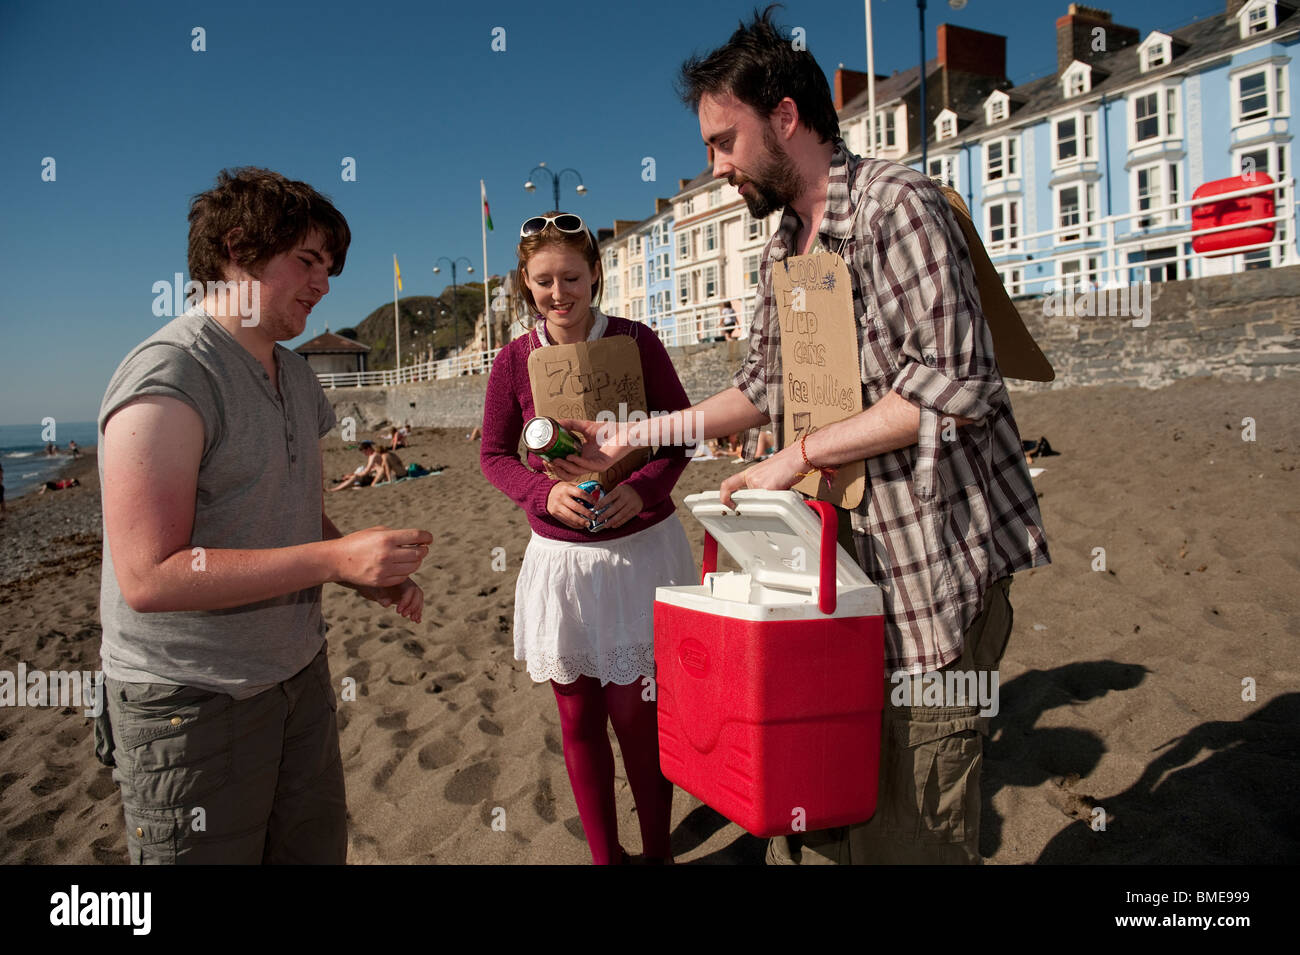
xmin=482 ymin=180 xmax=493 ymax=232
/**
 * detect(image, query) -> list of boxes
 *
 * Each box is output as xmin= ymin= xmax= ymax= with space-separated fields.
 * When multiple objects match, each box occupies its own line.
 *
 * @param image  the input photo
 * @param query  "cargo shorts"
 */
xmin=101 ymin=646 xmax=347 ymax=864
xmin=767 ymin=576 xmax=1014 ymax=865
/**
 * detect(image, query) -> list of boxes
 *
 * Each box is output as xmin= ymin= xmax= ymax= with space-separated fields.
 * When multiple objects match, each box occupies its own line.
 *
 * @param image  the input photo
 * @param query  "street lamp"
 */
xmin=433 ymin=256 xmax=474 ymax=359
xmin=523 ymin=162 xmax=588 ymax=211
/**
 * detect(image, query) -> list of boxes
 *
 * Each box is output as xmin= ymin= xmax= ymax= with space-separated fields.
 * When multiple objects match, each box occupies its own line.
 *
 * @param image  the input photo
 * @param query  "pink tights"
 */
xmin=551 ymin=675 xmax=673 ymax=864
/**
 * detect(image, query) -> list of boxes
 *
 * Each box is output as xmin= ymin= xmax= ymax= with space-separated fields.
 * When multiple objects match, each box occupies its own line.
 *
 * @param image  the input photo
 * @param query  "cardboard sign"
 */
xmin=773 ymin=251 xmax=866 ymax=509
xmin=526 ymin=336 xmax=651 ymax=489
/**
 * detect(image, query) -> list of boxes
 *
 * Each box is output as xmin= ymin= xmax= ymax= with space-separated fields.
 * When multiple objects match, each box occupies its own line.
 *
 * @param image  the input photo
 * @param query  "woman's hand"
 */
xmin=546 ymin=481 xmax=599 ymax=531
xmin=593 ymin=484 xmax=643 ymax=529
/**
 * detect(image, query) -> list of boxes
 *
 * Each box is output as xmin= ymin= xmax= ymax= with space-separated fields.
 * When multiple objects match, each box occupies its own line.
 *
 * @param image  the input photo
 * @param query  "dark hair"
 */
xmin=678 ymin=4 xmax=839 ymax=143
xmin=514 ymin=212 xmax=603 ymax=324
xmin=187 ymin=167 xmax=351 ymax=285
xmin=359 ymin=440 xmax=374 ymax=450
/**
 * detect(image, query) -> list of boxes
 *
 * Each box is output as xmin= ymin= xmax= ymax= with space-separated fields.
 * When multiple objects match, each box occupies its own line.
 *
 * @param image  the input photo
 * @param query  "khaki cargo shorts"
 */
xmin=101 ymin=646 xmax=346 ymax=865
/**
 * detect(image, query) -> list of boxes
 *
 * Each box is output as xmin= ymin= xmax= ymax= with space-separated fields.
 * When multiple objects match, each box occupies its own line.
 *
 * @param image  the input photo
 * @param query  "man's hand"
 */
xmin=547 ymin=481 xmax=599 ymax=531
xmin=593 ymin=483 xmax=643 ymax=529
xmin=329 ymin=526 xmax=432 ymax=588
xmin=718 ymin=446 xmax=812 ymax=509
xmin=353 ymin=578 xmax=425 ymax=623
xmin=551 ymin=418 xmax=630 ymax=478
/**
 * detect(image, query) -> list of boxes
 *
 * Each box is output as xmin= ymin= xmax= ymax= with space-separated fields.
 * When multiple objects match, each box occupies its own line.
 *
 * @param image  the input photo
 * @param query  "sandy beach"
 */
xmin=1 ymin=374 xmax=1297 ymax=865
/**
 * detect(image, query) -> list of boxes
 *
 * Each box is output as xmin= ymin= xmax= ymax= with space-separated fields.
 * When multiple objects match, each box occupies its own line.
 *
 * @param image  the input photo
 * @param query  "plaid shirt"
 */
xmin=734 ymin=139 xmax=1051 ymax=672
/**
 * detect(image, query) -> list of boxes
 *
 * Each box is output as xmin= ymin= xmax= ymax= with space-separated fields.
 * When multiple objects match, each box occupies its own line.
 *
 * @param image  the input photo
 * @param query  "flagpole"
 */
xmin=481 ymin=180 xmax=492 ymax=356
xmin=393 ymin=254 xmax=402 ymax=385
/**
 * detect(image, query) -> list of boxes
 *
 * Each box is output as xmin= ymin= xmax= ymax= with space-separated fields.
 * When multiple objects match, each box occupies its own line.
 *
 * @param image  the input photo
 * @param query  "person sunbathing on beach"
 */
xmin=39 ymin=477 xmax=81 ymax=494
xmin=329 ymin=441 xmax=382 ymax=491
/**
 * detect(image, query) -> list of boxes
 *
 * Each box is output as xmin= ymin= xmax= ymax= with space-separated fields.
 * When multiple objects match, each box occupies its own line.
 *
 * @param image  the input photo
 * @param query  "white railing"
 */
xmin=318 ymin=348 xmax=502 ymax=388
xmin=985 ymin=177 xmax=1295 ymax=295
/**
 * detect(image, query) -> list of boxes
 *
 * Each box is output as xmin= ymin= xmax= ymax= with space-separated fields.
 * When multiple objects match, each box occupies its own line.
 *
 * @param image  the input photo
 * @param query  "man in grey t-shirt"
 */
xmin=98 ymin=167 xmax=433 ymax=864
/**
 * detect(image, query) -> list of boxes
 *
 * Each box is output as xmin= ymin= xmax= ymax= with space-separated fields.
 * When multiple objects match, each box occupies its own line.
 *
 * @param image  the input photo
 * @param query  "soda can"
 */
xmin=578 ymin=480 xmax=607 ymax=533
xmin=523 ymin=416 xmax=582 ymax=461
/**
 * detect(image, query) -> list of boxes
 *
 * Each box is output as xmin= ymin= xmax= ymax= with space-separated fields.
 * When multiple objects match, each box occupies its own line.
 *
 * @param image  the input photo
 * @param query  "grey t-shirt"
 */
xmin=98 ymin=310 xmax=337 ymax=698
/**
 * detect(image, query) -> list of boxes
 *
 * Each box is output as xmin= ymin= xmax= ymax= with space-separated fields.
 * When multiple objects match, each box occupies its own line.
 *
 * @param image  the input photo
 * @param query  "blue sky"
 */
xmin=0 ymin=0 xmax=1224 ymax=425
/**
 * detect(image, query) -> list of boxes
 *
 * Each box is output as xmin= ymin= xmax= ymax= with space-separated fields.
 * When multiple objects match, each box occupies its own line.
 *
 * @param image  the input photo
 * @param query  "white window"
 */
xmin=1236 ymin=145 xmax=1290 ymax=268
xmin=676 ymin=272 xmax=689 ymax=305
xmin=676 ymin=231 xmax=688 ymax=260
xmin=1059 ymin=255 xmax=1100 ymax=290
xmin=704 ymin=222 xmax=717 ymax=252
xmin=1054 ymin=112 xmax=1096 ymax=165
xmin=1062 ymin=61 xmax=1091 ymax=99
xmin=744 ymin=253 xmax=760 ymax=289
xmin=632 ymin=264 xmax=643 ymax=289
xmin=682 ymin=196 xmax=695 ymax=215
xmin=874 ymin=109 xmax=897 ymax=151
xmin=746 ymin=214 xmax=763 ymax=241
xmin=984 ymin=137 xmax=1018 ymax=182
xmin=659 ymin=254 xmax=670 ymax=281
xmin=935 ymin=109 xmax=957 ymax=141
xmin=1139 ymin=32 xmax=1172 ymax=73
xmin=1055 ymin=183 xmax=1097 ymax=241
xmin=630 ymin=236 xmax=641 ymax=255
xmin=997 ymin=268 xmax=1023 ymax=296
xmin=1131 ymin=87 xmax=1179 ymax=144
xmin=703 ymin=265 xmax=718 ymax=299
xmin=1240 ymin=1 xmax=1277 ymax=38
xmin=1233 ymin=66 xmax=1288 ymax=125
xmin=928 ymin=154 xmax=958 ymax=190
xmin=985 ymin=199 xmax=1021 ymax=251
xmin=608 ymin=249 xmax=619 ymax=268
xmin=708 ymin=189 xmax=720 ymax=208
xmin=985 ymin=92 xmax=1009 ymax=125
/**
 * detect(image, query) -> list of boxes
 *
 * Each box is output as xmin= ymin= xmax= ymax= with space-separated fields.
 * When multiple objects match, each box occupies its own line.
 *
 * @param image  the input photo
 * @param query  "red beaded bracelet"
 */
xmin=800 ymin=433 xmax=836 ymax=485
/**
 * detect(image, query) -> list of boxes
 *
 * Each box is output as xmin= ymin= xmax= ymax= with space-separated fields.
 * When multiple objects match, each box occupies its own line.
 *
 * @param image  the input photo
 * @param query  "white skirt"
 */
xmin=513 ymin=513 xmax=697 ymax=686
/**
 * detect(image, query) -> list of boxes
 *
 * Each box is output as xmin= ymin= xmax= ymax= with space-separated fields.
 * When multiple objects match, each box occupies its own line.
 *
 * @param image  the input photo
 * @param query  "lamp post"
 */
xmin=523 ymin=163 xmax=588 ymax=211
xmin=433 ymin=256 xmax=474 ymax=362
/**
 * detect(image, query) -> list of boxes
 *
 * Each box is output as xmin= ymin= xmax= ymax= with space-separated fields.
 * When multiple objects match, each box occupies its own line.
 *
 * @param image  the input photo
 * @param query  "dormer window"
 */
xmin=1239 ymin=0 xmax=1278 ymax=38
xmin=935 ymin=109 xmax=957 ymax=142
xmin=1139 ymin=32 xmax=1172 ymax=72
xmin=985 ymin=91 xmax=1009 ymax=125
xmin=1063 ymin=61 xmax=1091 ymax=99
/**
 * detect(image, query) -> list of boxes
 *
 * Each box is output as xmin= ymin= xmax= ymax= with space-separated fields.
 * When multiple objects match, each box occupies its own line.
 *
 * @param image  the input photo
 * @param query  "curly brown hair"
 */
xmin=514 ymin=212 xmax=603 ymax=325
xmin=187 ymin=167 xmax=351 ymax=284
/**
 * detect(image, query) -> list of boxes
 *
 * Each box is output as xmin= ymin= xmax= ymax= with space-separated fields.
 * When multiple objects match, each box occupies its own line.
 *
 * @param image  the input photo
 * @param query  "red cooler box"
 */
xmin=654 ymin=490 xmax=885 ymax=837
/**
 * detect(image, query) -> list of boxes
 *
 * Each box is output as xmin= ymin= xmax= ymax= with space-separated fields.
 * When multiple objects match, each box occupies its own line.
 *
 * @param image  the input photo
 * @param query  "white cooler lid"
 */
xmin=684 ymin=490 xmax=877 ymax=597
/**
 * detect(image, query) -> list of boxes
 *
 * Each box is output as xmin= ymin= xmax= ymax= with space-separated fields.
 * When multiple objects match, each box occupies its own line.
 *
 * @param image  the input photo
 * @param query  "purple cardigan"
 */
xmin=480 ymin=315 xmax=692 ymax=543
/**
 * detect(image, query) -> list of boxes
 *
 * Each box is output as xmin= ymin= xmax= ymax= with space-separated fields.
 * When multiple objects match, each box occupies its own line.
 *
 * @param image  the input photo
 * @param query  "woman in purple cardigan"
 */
xmin=480 ymin=213 xmax=695 ymax=864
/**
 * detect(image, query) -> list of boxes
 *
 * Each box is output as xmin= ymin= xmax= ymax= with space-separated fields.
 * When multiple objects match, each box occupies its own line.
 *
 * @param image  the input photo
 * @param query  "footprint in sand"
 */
xmin=401 ymin=639 xmax=426 ymax=658
xmin=86 ymin=773 xmax=116 ymax=801
xmin=371 ymin=754 xmax=403 ymax=791
xmin=477 ymin=717 xmax=504 ymax=737
xmin=6 ymin=807 xmax=63 ymax=841
xmin=375 ymin=712 xmax=406 ymax=730
xmin=90 ymin=835 xmax=125 ymax=865
xmin=562 ymin=815 xmax=586 ymax=842
xmin=443 ymin=762 xmax=499 ymax=804
xmin=477 ymin=688 xmax=497 ymax=712
xmin=533 ymin=777 xmax=557 ymax=823
xmin=29 ymin=772 xmax=70 ymax=797
xmin=543 ymin=730 xmax=564 ymax=757
xmin=417 ymin=737 xmax=463 ymax=770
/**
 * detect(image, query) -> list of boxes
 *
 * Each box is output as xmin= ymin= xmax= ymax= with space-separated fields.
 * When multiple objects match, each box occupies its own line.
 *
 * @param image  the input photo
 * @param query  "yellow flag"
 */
xmin=394 ymin=255 xmax=403 ymax=291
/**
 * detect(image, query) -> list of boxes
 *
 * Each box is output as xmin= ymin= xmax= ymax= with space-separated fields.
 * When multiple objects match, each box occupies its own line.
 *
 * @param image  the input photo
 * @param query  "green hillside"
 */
xmin=340 ymin=284 xmax=488 ymax=370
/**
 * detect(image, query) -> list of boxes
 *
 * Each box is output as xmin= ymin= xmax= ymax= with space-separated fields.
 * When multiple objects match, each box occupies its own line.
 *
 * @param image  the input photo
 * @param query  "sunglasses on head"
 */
xmin=520 ymin=213 xmax=588 ymax=239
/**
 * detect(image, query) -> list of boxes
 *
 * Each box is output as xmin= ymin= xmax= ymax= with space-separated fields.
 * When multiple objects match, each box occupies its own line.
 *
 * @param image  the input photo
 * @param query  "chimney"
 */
xmin=597 ymin=227 xmax=614 ymax=244
xmin=936 ymin=24 xmax=1006 ymax=78
xmin=656 ymin=198 xmax=672 ymax=214
xmin=1225 ymin=0 xmax=1251 ymax=18
xmin=1056 ymin=4 xmax=1138 ymax=73
xmin=834 ymin=67 xmax=873 ymax=109
xmin=613 ymin=219 xmax=638 ymax=238
xmin=678 ymin=178 xmax=691 ymax=191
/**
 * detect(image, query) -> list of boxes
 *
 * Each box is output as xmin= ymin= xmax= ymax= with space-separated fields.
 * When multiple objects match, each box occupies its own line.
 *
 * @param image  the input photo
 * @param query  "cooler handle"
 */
xmin=805 ymin=500 xmax=838 ymax=615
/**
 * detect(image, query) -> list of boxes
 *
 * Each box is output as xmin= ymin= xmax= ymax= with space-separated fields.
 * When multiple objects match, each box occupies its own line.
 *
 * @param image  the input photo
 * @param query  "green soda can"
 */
xmin=524 ymin=416 xmax=582 ymax=460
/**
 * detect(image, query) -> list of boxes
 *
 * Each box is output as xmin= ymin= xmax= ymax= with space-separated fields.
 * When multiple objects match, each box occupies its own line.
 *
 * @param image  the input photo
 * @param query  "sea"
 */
xmin=0 ymin=420 xmax=99 ymax=500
